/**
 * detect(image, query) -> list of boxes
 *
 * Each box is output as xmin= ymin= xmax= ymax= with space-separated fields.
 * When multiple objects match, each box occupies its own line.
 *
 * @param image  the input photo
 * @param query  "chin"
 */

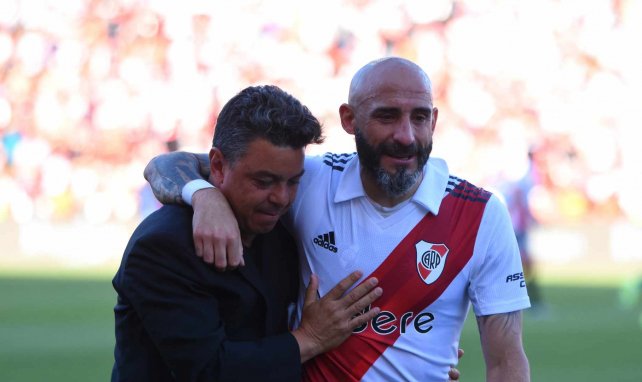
xmin=253 ymin=222 xmax=278 ymax=234
xmin=384 ymin=164 xmax=416 ymax=176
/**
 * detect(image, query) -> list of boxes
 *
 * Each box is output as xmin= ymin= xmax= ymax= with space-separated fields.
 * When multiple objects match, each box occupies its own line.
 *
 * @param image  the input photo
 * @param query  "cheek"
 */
xmin=288 ymin=184 xmax=300 ymax=203
xmin=248 ymin=189 xmax=273 ymax=207
xmin=416 ymin=128 xmax=433 ymax=144
xmin=230 ymin=189 xmax=263 ymax=211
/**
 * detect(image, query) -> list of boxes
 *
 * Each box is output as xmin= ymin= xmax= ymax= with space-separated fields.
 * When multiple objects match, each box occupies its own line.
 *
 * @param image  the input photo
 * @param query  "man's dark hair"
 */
xmin=212 ymin=85 xmax=324 ymax=164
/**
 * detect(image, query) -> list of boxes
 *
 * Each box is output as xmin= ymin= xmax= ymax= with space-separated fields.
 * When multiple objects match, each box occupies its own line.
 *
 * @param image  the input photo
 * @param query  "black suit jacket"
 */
xmin=112 ymin=205 xmax=301 ymax=381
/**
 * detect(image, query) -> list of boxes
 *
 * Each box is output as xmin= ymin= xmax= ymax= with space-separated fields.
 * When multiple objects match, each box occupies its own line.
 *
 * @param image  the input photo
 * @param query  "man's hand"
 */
xmin=448 ymin=348 xmax=464 ymax=381
xmin=191 ymin=188 xmax=243 ymax=270
xmin=292 ymin=271 xmax=382 ymax=362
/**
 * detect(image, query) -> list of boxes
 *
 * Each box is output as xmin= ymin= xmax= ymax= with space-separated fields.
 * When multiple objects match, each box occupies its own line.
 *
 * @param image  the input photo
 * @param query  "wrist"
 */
xmin=291 ymin=328 xmax=320 ymax=363
xmin=182 ymin=179 xmax=215 ymax=206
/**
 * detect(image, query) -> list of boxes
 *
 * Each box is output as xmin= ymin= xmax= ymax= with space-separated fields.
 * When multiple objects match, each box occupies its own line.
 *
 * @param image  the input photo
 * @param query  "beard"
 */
xmin=355 ymin=128 xmax=432 ymax=198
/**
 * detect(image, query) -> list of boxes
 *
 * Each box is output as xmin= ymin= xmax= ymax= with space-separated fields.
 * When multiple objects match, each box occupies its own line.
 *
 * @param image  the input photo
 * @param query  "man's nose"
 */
xmin=269 ymin=183 xmax=290 ymax=207
xmin=393 ymin=116 xmax=415 ymax=146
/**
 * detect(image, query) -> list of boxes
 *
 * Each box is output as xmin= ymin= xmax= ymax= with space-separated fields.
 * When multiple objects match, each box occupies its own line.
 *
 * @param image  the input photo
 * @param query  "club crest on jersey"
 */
xmin=415 ymin=241 xmax=449 ymax=285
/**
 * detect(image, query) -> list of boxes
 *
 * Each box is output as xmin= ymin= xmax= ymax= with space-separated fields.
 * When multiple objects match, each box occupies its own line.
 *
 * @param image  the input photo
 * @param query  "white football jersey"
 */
xmin=282 ymin=153 xmax=530 ymax=382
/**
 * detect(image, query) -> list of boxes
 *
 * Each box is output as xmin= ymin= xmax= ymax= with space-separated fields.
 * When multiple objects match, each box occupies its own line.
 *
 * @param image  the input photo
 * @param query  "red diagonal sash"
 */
xmin=304 ymin=183 xmax=489 ymax=381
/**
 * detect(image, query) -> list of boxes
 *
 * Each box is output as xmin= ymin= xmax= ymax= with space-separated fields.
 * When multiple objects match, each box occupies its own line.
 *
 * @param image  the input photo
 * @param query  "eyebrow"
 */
xmin=412 ymin=107 xmax=433 ymax=115
xmin=371 ymin=106 xmax=432 ymax=115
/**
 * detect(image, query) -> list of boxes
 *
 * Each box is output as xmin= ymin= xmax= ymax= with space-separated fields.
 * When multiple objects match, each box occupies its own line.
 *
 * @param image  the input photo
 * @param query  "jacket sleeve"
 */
xmin=115 ymin=230 xmax=302 ymax=382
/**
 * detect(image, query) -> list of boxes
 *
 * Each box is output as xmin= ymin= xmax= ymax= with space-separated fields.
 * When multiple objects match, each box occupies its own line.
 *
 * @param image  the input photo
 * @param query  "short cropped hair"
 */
xmin=212 ymin=85 xmax=324 ymax=164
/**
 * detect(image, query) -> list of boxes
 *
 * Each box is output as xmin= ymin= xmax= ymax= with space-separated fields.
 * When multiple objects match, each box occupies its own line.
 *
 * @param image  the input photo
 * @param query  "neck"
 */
xmin=360 ymin=170 xmax=423 ymax=208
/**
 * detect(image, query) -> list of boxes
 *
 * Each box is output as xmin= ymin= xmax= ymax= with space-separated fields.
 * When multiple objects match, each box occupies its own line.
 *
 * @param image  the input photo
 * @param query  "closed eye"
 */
xmin=288 ymin=177 xmax=301 ymax=186
xmin=254 ymin=178 xmax=274 ymax=188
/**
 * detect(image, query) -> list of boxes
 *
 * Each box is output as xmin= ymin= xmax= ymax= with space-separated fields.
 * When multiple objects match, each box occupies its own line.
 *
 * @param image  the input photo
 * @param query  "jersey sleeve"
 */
xmin=467 ymin=194 xmax=531 ymax=316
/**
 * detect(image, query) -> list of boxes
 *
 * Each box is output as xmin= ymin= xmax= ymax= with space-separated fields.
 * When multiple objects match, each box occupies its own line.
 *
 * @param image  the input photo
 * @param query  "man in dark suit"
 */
xmin=112 ymin=85 xmax=383 ymax=381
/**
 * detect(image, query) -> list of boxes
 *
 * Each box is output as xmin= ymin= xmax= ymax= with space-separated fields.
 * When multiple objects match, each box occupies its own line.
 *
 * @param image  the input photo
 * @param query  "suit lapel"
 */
xmin=237 ymin=245 xmax=273 ymax=332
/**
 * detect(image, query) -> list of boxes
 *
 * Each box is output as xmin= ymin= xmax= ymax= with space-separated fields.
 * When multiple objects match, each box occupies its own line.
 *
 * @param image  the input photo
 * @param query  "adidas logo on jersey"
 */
xmin=313 ymin=231 xmax=338 ymax=253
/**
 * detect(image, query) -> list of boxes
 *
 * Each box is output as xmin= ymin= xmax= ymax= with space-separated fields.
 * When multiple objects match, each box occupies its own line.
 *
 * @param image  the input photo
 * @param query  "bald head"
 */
xmin=348 ymin=57 xmax=433 ymax=107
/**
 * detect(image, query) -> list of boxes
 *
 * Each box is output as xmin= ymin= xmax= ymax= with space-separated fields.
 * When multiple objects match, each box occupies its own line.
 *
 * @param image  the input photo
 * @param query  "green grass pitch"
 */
xmin=1 ymin=276 xmax=641 ymax=381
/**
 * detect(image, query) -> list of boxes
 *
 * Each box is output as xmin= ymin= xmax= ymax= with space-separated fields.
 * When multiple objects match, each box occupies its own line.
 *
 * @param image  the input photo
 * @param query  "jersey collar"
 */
xmin=334 ymin=156 xmax=450 ymax=216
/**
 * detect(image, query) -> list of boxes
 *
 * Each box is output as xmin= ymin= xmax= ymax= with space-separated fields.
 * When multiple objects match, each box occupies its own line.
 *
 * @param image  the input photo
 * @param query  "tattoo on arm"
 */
xmin=144 ymin=152 xmax=211 ymax=205
xmin=196 ymin=154 xmax=212 ymax=179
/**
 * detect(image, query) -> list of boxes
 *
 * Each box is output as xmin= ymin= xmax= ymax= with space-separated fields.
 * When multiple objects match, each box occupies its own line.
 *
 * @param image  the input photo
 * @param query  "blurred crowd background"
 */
xmin=1 ymin=0 xmax=641 ymax=273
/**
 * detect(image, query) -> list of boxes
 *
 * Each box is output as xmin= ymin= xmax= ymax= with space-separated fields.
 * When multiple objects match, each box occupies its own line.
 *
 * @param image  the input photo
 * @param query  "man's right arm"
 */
xmin=144 ymin=152 xmax=244 ymax=268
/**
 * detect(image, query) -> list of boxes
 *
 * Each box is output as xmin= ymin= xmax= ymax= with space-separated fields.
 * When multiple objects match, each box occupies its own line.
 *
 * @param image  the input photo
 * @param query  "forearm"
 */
xmin=486 ymin=348 xmax=529 ymax=382
xmin=143 ymin=151 xmax=210 ymax=205
xmin=477 ymin=311 xmax=530 ymax=382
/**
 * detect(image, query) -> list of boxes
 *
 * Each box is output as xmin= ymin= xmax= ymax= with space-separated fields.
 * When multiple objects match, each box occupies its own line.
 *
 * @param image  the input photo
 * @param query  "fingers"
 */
xmin=447 ymin=349 xmax=463 ymax=381
xmin=318 ymin=272 xmax=383 ymax=330
xmin=349 ymin=298 xmax=381 ymax=329
xmin=224 ymin=237 xmax=244 ymax=269
xmin=342 ymin=277 xmax=379 ymax=310
xmin=194 ymin=228 xmax=244 ymax=270
xmin=213 ymin=239 xmax=227 ymax=270
xmin=195 ymin=234 xmax=243 ymax=271
xmin=229 ymin=237 xmax=244 ymax=267
xmin=212 ymin=244 xmax=245 ymax=271
xmin=361 ymin=285 xmax=383 ymax=311
xmin=201 ymin=238 xmax=214 ymax=265
xmin=303 ymin=274 xmax=319 ymax=308
xmin=193 ymin=233 xmax=218 ymax=265
xmin=194 ymin=237 xmax=204 ymax=259
xmin=345 ymin=280 xmax=382 ymax=327
xmin=321 ymin=271 xmax=382 ymax=319
xmin=447 ymin=366 xmax=460 ymax=381
xmin=324 ymin=270 xmax=363 ymax=299
xmin=192 ymin=219 xmax=215 ymax=264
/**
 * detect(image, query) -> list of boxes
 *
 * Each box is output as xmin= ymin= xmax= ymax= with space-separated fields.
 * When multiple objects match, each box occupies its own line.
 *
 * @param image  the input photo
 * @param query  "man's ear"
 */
xmin=431 ymin=107 xmax=439 ymax=135
xmin=209 ymin=147 xmax=225 ymax=186
xmin=339 ymin=103 xmax=356 ymax=135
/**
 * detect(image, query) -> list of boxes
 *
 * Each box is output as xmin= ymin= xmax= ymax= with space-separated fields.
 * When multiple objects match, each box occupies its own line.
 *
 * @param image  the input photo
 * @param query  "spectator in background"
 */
xmin=1 ymin=0 xmax=640 ymax=266
xmin=501 ymin=148 xmax=544 ymax=310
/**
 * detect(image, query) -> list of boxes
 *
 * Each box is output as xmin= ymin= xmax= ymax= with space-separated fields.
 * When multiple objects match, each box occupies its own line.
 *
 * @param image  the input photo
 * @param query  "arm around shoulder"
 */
xmin=143 ymin=151 xmax=244 ymax=268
